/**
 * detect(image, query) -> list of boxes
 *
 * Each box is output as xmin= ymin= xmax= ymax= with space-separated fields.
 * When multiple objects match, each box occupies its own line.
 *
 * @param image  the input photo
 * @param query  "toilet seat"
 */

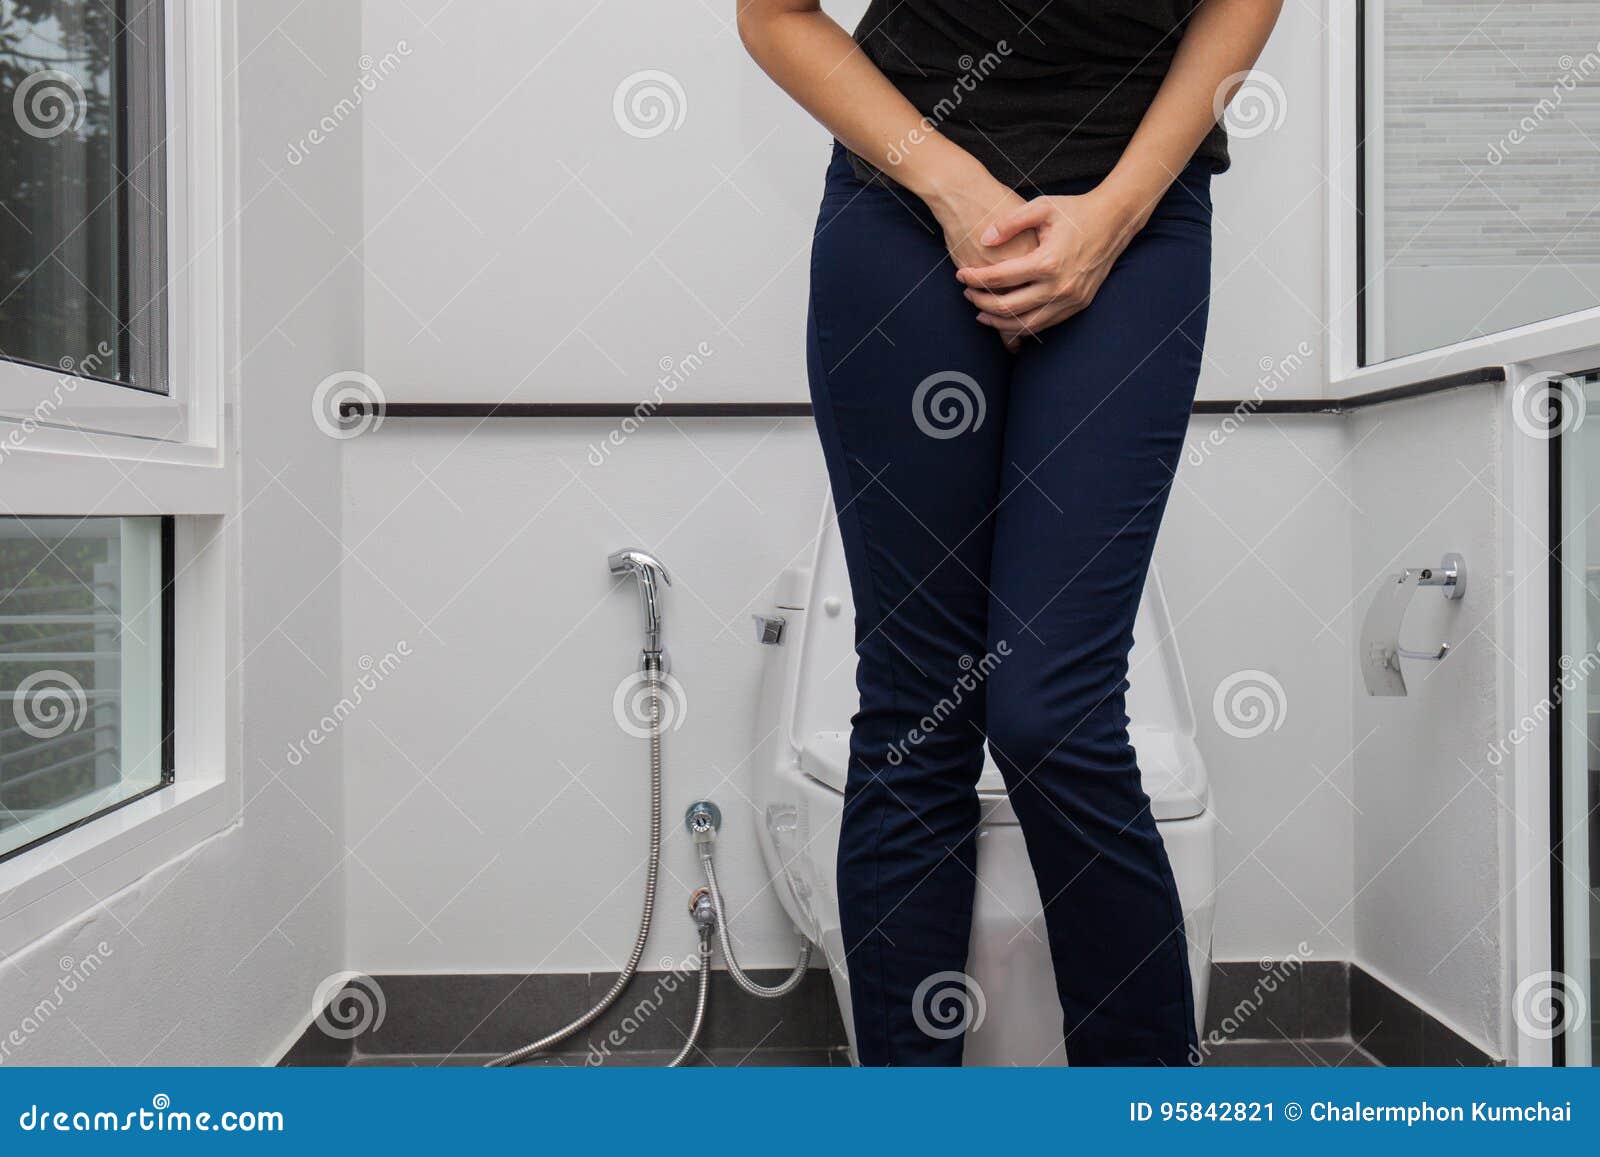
xmin=785 ymin=503 xmax=1209 ymax=830
xmin=797 ymin=725 xmax=1209 ymax=825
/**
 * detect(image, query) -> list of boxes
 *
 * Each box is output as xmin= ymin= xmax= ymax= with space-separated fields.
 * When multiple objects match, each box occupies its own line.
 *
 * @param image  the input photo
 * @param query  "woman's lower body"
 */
xmin=806 ymin=143 xmax=1212 ymax=1066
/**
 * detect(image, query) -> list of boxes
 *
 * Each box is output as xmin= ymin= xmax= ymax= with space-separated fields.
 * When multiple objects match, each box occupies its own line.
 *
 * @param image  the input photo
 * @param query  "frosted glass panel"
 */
xmin=1361 ymin=2 xmax=1600 ymax=362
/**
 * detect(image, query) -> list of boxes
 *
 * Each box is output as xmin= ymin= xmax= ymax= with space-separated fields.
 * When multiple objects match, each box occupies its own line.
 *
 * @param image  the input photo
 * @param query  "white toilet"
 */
xmin=750 ymin=503 xmax=1217 ymax=1066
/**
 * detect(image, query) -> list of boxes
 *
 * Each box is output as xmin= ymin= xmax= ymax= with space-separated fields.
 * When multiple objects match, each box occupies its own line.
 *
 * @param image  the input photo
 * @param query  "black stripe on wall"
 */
xmin=337 ymin=367 xmax=1504 ymax=422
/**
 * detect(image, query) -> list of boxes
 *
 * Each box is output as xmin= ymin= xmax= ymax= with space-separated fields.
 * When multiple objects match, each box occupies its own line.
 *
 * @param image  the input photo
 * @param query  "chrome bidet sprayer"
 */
xmin=607 ymin=548 xmax=671 ymax=664
xmin=488 ymin=548 xmax=674 ymax=1068
xmin=489 ymin=549 xmax=810 ymax=1068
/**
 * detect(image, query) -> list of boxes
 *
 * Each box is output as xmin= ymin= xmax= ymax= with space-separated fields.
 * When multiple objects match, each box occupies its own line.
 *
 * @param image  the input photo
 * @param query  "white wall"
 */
xmin=342 ymin=422 xmax=829 ymax=970
xmin=357 ymin=0 xmax=854 ymax=407
xmin=357 ymin=0 xmax=1326 ymax=404
xmin=0 ymin=0 xmax=362 ymax=1064
xmin=1349 ymin=389 xmax=1508 ymax=1052
xmin=1168 ymin=417 xmax=1357 ymax=961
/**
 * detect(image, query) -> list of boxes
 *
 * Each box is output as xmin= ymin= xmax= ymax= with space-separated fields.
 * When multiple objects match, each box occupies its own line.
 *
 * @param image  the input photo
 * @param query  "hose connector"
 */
xmin=685 ymin=800 xmax=721 ymax=846
xmin=689 ymin=886 xmax=717 ymax=933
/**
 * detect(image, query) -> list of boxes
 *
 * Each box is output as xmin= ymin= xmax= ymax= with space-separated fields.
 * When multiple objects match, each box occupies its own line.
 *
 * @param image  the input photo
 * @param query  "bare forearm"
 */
xmin=1100 ymin=0 xmax=1284 ymax=224
xmin=736 ymin=2 xmax=986 ymax=208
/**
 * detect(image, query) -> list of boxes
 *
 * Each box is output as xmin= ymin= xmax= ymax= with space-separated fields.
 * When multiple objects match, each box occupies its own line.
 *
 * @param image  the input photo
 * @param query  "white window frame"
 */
xmin=0 ymin=1 xmax=237 ymax=958
xmin=0 ymin=0 xmax=224 ymax=458
xmin=1326 ymin=3 xmax=1600 ymax=394
xmin=1499 ymin=346 xmax=1600 ymax=1069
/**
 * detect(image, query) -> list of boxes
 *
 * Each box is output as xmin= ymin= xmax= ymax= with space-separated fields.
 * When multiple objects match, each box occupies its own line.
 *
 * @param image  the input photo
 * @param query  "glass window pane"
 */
xmin=1361 ymin=2 xmax=1600 ymax=363
xmin=0 ymin=0 xmax=167 ymax=390
xmin=0 ymin=516 xmax=168 ymax=860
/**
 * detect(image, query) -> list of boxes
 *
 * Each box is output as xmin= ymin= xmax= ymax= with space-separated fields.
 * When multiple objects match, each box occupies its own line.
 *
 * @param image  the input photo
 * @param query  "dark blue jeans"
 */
xmin=807 ymin=143 xmax=1210 ymax=1066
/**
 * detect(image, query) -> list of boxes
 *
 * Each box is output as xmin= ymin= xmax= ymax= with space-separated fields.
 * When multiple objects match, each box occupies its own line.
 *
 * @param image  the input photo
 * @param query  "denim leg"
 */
xmin=807 ymin=147 xmax=1012 ymax=1065
xmin=983 ymin=182 xmax=1212 ymax=1065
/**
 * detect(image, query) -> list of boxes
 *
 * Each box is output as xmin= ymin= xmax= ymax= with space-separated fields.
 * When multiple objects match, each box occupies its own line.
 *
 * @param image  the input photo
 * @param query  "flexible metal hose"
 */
xmin=700 ymin=842 xmax=812 ymax=998
xmin=666 ymin=930 xmax=712 ymax=1067
xmin=487 ymin=661 xmax=664 ymax=1067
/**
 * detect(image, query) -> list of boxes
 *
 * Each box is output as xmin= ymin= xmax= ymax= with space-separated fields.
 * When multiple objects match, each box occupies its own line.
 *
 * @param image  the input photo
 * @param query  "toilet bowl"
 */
xmin=750 ymin=503 xmax=1216 ymax=1066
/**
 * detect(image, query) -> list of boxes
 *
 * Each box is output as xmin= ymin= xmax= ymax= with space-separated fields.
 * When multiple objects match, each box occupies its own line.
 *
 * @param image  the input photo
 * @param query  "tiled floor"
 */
xmin=345 ymin=1040 xmax=1375 ymax=1067
xmin=349 ymin=1048 xmax=853 ymax=1067
xmin=1202 ymin=1039 xmax=1380 ymax=1067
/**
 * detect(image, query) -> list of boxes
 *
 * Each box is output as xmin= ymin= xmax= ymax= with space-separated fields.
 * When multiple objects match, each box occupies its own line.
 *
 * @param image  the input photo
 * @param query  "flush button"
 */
xmin=823 ymin=597 xmax=843 ymax=617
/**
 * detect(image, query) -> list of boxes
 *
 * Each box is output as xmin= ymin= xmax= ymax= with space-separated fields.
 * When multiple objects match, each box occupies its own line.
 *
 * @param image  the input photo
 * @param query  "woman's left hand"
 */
xmin=956 ymin=189 xmax=1144 ymax=340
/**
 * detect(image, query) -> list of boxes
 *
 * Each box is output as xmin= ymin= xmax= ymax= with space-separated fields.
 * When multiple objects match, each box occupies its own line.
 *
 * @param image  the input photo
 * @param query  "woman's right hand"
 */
xmin=922 ymin=168 xmax=1039 ymax=351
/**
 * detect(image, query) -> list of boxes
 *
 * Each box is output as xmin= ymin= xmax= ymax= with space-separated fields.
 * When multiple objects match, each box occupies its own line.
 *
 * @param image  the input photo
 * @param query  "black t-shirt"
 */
xmin=849 ymin=0 xmax=1230 ymax=190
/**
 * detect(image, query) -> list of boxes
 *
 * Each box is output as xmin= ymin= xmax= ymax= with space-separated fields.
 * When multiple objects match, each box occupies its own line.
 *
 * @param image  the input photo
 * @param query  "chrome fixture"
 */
xmin=672 ymin=889 xmax=718 ymax=1067
xmin=686 ymin=799 xmax=722 ymax=840
xmin=1360 ymin=552 xmax=1465 ymax=697
xmin=689 ymin=887 xmax=717 ymax=931
xmin=685 ymin=800 xmax=812 ymax=1000
xmin=608 ymin=547 xmax=672 ymax=666
xmin=753 ymin=613 xmax=787 ymax=646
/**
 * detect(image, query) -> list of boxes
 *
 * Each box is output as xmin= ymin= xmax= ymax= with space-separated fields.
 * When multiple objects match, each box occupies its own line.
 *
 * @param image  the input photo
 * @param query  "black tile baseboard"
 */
xmin=282 ymin=960 xmax=1498 ymax=1067
xmin=280 ymin=969 xmax=846 ymax=1067
xmin=1205 ymin=959 xmax=1499 ymax=1067
xmin=1203 ymin=959 xmax=1349 ymax=1045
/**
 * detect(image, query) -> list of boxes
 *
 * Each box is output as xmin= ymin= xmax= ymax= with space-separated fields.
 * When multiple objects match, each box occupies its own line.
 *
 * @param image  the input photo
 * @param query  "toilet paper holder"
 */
xmin=1360 ymin=553 xmax=1465 ymax=697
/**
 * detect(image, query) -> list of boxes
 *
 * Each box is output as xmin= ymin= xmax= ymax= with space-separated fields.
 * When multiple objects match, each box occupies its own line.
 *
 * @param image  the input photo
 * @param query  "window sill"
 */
xmin=1330 ymin=303 xmax=1600 ymax=394
xmin=0 ymin=773 xmax=234 ymax=961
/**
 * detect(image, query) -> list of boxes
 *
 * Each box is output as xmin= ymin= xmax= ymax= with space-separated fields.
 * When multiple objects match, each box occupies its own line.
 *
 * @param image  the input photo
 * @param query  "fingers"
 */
xmin=964 ymin=281 xmax=1053 ymax=317
xmin=955 ymin=253 xmax=1047 ymax=291
xmin=979 ymin=198 xmax=1052 ymax=247
xmin=975 ymin=311 xmax=1038 ymax=337
xmin=976 ymin=303 xmax=1071 ymax=337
